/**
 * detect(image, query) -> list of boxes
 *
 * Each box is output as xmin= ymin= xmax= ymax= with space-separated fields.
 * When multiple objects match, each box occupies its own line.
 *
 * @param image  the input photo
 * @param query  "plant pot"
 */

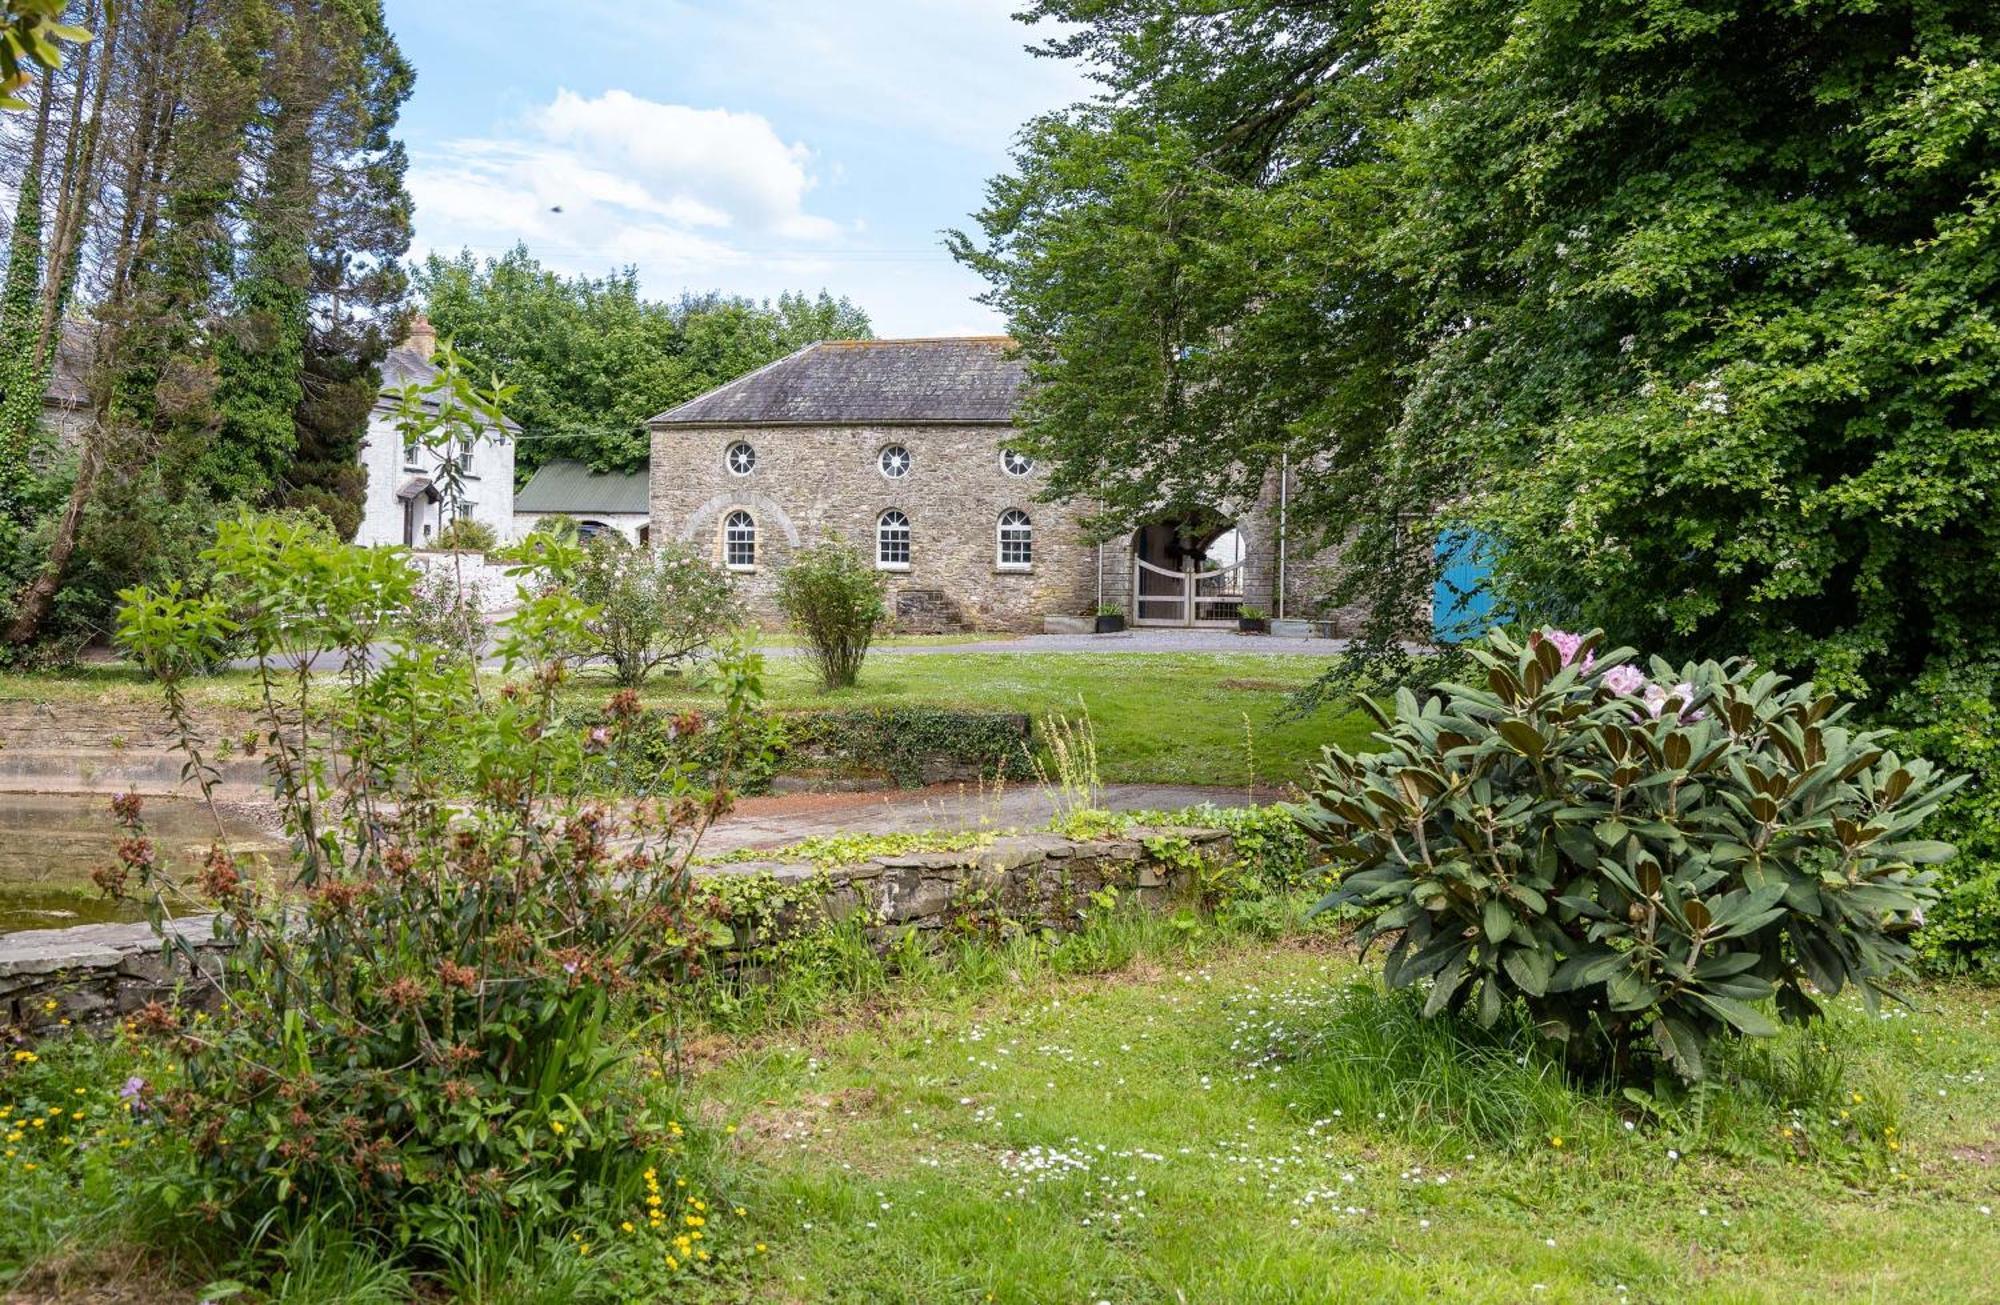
xmin=1238 ymin=617 xmax=1269 ymax=634
xmin=1094 ymin=614 xmax=1126 ymax=634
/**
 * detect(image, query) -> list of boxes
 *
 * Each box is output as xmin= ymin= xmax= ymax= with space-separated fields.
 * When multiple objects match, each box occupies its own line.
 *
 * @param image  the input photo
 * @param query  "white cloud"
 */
xmin=407 ymin=88 xmax=843 ymax=283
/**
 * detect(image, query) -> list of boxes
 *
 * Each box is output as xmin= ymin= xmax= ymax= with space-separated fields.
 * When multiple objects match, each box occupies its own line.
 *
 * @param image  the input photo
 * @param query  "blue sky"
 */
xmin=383 ymin=1 xmax=1093 ymax=337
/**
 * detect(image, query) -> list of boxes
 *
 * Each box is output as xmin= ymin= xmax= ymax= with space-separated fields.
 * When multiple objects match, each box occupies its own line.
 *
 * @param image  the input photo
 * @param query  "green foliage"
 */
xmin=1888 ymin=661 xmax=2000 ymax=977
xmin=0 ymin=1 xmax=96 ymax=109
xmin=109 ymin=417 xmax=762 ymax=1268
xmin=428 ymin=515 xmax=496 ymax=553
xmin=551 ymin=533 xmax=743 ymax=687
xmin=784 ymin=706 xmax=1033 ymax=788
xmin=775 ymin=537 xmax=887 ymax=691
xmin=414 ymin=244 xmax=870 ymax=475
xmin=965 ymin=0 xmax=2000 ymax=687
xmin=1299 ymin=628 xmax=1960 ymax=1083
xmin=395 ymin=562 xmax=488 ymax=663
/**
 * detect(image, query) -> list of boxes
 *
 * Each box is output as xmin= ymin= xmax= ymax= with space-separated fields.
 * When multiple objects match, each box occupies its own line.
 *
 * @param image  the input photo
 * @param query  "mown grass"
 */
xmin=683 ymin=916 xmax=2000 ymax=1304
xmin=0 ymin=650 xmax=1369 ymax=787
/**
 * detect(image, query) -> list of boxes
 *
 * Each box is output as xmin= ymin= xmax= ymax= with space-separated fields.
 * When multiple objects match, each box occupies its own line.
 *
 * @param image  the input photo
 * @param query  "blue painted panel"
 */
xmin=1434 ymin=530 xmax=1498 ymax=644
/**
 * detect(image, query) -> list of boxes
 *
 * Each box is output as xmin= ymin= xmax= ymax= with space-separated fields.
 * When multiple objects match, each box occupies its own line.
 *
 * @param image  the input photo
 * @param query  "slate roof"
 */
xmin=514 ymin=459 xmax=650 ymax=515
xmin=650 ymin=337 xmax=1025 ymax=427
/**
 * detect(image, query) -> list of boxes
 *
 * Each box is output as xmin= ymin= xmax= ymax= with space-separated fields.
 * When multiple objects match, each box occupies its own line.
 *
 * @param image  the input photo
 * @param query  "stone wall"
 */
xmin=0 ymin=916 xmax=224 ymax=1031
xmin=649 ymin=422 xmax=1100 ymax=632
xmin=0 ymin=829 xmax=1228 ymax=1033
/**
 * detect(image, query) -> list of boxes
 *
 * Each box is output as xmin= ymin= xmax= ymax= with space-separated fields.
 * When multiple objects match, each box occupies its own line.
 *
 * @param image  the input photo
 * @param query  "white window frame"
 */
xmin=877 ymin=509 xmax=911 ymax=570
xmin=725 ymin=441 xmax=757 ymax=476
xmin=997 ymin=508 xmax=1033 ymax=569
xmin=878 ymin=444 xmax=912 ymax=479
xmin=723 ymin=509 xmax=757 ymax=570
xmin=1001 ymin=449 xmax=1034 ymax=477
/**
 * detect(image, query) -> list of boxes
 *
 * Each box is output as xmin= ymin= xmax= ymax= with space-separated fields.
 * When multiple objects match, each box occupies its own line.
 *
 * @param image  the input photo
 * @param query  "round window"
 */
xmin=1001 ymin=449 xmax=1034 ymax=477
xmin=878 ymin=444 xmax=912 ymax=479
xmin=725 ymin=441 xmax=757 ymax=476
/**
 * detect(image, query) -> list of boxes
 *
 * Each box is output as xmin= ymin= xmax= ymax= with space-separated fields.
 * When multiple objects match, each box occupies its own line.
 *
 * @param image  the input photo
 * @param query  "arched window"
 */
xmin=723 ymin=510 xmax=756 ymax=569
xmin=877 ymin=509 xmax=911 ymax=568
xmin=997 ymin=509 xmax=1032 ymax=568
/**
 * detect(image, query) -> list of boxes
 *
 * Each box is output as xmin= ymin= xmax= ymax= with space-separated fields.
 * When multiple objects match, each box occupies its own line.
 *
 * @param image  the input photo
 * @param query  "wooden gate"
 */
xmin=1133 ymin=556 xmax=1246 ymax=627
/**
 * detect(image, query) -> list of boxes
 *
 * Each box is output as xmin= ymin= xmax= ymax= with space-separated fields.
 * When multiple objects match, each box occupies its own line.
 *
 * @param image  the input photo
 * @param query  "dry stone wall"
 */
xmin=0 ymin=829 xmax=1230 ymax=1034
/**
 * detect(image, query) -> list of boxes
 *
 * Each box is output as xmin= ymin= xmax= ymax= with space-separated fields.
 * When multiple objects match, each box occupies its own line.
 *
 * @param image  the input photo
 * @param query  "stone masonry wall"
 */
xmin=0 ymin=829 xmax=1228 ymax=1034
xmin=649 ymin=422 xmax=1100 ymax=632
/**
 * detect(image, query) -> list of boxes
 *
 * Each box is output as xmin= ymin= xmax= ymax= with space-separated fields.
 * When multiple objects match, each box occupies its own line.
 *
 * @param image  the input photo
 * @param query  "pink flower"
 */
xmin=1601 ymin=665 xmax=1648 ymax=697
xmin=1643 ymin=681 xmax=1698 ymax=720
xmin=1542 ymin=628 xmax=1595 ymax=673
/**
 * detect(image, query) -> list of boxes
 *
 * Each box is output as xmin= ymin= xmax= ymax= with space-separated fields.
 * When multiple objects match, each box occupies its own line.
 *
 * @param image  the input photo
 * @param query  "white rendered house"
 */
xmin=353 ymin=315 xmax=516 ymax=548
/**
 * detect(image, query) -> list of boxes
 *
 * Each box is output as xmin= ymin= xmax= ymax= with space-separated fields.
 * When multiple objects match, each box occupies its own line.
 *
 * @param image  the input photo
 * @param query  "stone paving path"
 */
xmin=699 ymin=781 xmax=1270 ymax=855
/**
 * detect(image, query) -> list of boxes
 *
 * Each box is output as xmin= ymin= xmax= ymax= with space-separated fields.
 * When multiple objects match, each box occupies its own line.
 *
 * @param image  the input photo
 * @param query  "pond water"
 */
xmin=0 ymin=794 xmax=282 ymax=934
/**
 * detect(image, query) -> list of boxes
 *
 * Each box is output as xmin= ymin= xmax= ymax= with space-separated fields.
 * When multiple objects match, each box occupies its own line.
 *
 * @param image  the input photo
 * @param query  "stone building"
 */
xmin=649 ymin=336 xmax=1371 ymax=633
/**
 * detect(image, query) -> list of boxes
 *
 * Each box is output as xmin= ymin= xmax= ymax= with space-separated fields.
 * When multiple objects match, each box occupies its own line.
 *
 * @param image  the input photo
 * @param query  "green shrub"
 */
xmin=1299 ymin=627 xmax=1960 ymax=1083
xmin=396 ymin=562 xmax=489 ymax=662
xmin=430 ymin=516 xmax=497 ymax=552
xmin=1888 ymin=661 xmax=2000 ymax=978
xmin=774 ymin=538 xmax=886 ymax=690
xmin=555 ymin=533 xmax=743 ymax=687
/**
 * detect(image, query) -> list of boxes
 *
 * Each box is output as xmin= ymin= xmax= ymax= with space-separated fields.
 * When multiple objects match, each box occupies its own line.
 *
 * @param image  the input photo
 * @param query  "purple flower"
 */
xmin=119 ymin=1075 xmax=147 ymax=1114
xmin=1601 ymin=665 xmax=1648 ymax=697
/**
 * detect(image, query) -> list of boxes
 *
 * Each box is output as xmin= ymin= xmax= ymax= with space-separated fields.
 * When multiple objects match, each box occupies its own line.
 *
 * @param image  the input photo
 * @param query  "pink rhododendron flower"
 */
xmin=1643 ymin=681 xmax=1699 ymax=720
xmin=1541 ymin=628 xmax=1596 ymax=674
xmin=1601 ymin=664 xmax=1648 ymax=696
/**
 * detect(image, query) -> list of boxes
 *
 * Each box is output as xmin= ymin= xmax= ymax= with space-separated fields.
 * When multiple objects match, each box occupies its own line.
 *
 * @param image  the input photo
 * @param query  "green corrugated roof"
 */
xmin=514 ymin=459 xmax=650 ymax=515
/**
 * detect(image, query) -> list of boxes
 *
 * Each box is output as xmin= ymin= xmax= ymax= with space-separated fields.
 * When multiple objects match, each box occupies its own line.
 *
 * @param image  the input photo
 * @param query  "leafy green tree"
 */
xmin=415 ymin=245 xmax=871 ymax=476
xmin=963 ymin=0 xmax=2000 ymax=699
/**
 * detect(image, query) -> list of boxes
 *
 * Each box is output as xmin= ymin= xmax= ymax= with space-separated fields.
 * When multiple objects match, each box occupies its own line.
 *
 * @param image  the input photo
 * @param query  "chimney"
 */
xmin=404 ymin=311 xmax=437 ymax=362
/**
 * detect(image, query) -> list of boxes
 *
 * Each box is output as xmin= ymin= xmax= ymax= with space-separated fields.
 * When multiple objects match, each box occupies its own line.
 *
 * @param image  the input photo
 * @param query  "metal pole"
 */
xmin=1277 ymin=453 xmax=1289 ymax=621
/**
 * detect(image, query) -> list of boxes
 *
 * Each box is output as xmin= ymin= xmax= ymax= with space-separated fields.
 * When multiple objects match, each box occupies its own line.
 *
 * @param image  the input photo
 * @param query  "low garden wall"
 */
xmin=0 ymin=827 xmax=1231 ymax=1033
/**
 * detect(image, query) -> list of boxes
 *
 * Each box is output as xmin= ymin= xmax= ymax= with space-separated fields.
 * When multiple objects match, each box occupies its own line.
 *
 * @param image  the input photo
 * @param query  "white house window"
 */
xmin=723 ymin=510 xmax=757 ymax=569
xmin=877 ymin=509 xmax=911 ymax=568
xmin=878 ymin=444 xmax=911 ymax=479
xmin=456 ymin=438 xmax=475 ymax=477
xmin=402 ymin=435 xmax=420 ymax=469
xmin=1001 ymin=449 xmax=1033 ymax=477
xmin=997 ymin=508 xmax=1032 ymax=568
xmin=726 ymin=442 xmax=757 ymax=476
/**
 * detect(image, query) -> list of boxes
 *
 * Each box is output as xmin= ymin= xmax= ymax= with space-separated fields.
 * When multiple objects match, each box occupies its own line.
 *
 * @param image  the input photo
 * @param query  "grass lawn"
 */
xmin=693 ymin=928 xmax=2000 ymax=1303
xmin=0 ymin=651 xmax=1372 ymax=788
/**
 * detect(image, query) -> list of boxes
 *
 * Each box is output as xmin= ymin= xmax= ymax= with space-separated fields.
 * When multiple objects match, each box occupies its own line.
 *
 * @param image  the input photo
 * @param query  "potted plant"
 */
xmin=1237 ymin=605 xmax=1269 ymax=634
xmin=1094 ymin=602 xmax=1126 ymax=634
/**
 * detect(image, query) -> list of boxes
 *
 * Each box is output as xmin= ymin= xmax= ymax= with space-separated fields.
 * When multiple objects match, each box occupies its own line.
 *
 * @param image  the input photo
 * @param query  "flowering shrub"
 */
xmin=1299 ymin=628 xmax=1960 ymax=1082
xmin=106 ymin=367 xmax=764 ymax=1264
xmin=775 ymin=538 xmax=887 ymax=690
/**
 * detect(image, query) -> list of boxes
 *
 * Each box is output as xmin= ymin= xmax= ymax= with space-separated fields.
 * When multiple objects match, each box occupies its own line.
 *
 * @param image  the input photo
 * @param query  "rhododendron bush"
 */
xmin=1299 ymin=629 xmax=1961 ymax=1082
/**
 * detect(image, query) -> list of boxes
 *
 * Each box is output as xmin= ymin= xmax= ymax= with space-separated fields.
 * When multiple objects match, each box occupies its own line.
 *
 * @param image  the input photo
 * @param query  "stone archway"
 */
xmin=1130 ymin=511 xmax=1248 ymax=627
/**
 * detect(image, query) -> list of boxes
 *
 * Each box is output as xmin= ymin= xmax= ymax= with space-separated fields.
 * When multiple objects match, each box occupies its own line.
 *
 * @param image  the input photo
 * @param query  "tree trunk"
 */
xmin=35 ymin=0 xmax=119 ymax=373
xmin=3 ymin=439 xmax=98 ymax=646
